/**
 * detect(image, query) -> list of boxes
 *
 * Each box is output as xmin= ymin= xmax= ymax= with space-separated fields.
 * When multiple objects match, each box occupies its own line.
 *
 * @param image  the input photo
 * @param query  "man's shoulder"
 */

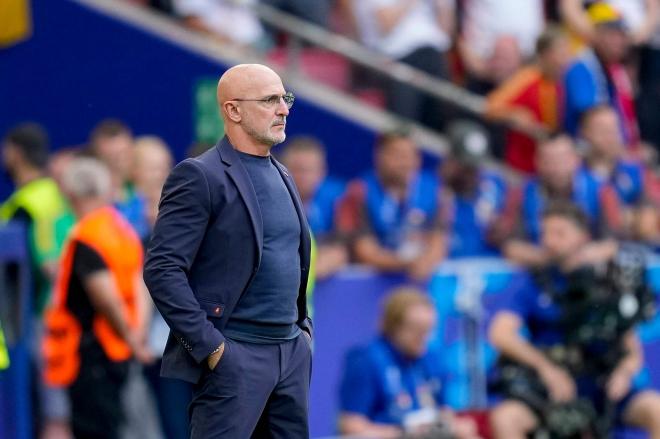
xmin=172 ymin=146 xmax=228 ymax=182
xmin=189 ymin=144 xmax=224 ymax=172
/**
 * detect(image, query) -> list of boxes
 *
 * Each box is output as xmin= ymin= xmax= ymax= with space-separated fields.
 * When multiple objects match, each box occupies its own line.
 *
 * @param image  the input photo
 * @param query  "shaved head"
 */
xmin=217 ymin=64 xmax=283 ymax=116
xmin=216 ymin=64 xmax=290 ymax=154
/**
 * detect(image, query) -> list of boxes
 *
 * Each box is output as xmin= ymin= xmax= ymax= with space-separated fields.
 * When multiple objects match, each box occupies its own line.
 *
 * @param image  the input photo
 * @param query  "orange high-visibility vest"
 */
xmin=43 ymin=206 xmax=143 ymax=386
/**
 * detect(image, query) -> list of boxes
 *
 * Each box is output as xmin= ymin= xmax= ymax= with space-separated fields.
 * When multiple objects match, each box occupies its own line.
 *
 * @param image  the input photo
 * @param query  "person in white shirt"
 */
xmin=458 ymin=0 xmax=546 ymax=94
xmin=351 ymin=0 xmax=455 ymax=128
xmin=173 ymin=0 xmax=266 ymax=48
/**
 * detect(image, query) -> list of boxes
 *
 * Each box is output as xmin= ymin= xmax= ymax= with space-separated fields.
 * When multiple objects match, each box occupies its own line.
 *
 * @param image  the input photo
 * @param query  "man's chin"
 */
xmin=270 ymin=132 xmax=286 ymax=146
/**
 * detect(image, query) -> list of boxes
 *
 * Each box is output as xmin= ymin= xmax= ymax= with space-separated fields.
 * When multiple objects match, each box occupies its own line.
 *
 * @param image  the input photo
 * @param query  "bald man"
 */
xmin=144 ymin=64 xmax=313 ymax=438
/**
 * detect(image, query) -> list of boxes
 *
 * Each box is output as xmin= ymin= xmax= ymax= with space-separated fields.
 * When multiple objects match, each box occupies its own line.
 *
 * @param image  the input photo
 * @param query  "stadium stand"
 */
xmin=2 ymin=0 xmax=659 ymax=438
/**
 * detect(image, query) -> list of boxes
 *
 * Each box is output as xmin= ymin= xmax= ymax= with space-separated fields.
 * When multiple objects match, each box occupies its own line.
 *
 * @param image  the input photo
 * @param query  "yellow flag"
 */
xmin=0 ymin=0 xmax=32 ymax=48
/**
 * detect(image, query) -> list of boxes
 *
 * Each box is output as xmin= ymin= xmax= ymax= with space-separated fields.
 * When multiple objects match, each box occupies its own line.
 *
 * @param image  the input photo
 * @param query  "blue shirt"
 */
xmin=564 ymin=50 xmax=633 ymax=146
xmin=521 ymin=168 xmax=605 ymax=243
xmin=444 ymin=171 xmax=507 ymax=258
xmin=223 ymin=151 xmax=301 ymax=343
xmin=115 ymin=186 xmax=150 ymax=240
xmin=306 ymin=177 xmax=345 ymax=237
xmin=495 ymin=271 xmax=567 ymax=347
xmin=339 ymin=337 xmax=445 ymax=426
xmin=564 ymin=50 xmax=613 ymax=137
xmin=362 ymin=170 xmax=440 ymax=250
xmin=584 ymin=161 xmax=645 ymax=207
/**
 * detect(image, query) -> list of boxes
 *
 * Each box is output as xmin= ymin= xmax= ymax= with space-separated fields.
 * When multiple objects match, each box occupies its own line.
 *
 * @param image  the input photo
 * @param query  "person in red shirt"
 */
xmin=486 ymin=26 xmax=572 ymax=174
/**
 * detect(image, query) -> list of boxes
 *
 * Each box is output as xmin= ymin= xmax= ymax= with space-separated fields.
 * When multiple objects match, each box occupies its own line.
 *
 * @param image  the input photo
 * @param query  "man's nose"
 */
xmin=276 ymin=98 xmax=289 ymax=116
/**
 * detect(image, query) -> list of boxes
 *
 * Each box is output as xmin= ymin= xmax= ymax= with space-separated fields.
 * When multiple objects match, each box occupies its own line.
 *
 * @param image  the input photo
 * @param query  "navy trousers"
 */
xmin=189 ymin=333 xmax=312 ymax=439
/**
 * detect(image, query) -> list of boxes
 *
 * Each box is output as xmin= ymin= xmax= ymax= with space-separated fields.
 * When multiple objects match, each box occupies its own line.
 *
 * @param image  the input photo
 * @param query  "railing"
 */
xmin=248 ymin=1 xmax=548 ymax=143
xmin=72 ymin=0 xmax=536 ymax=173
xmin=253 ymin=2 xmax=485 ymax=114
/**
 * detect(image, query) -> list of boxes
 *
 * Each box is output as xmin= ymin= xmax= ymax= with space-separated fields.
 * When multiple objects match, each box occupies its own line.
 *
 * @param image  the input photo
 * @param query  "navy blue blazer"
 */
xmin=144 ymin=138 xmax=312 ymax=383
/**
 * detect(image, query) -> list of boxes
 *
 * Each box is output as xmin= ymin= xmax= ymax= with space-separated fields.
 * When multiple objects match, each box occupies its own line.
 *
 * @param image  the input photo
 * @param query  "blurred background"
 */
xmin=1 ymin=0 xmax=660 ymax=438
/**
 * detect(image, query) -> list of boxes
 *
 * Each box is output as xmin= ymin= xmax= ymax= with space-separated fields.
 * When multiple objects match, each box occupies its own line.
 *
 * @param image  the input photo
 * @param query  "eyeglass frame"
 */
xmin=227 ymin=91 xmax=295 ymax=109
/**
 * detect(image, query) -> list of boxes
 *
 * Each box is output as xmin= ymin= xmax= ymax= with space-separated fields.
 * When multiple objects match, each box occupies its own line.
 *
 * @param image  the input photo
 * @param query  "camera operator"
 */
xmin=488 ymin=201 xmax=660 ymax=439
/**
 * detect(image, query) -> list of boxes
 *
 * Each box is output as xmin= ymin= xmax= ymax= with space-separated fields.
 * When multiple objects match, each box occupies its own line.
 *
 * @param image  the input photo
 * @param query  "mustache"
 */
xmin=271 ymin=118 xmax=286 ymax=126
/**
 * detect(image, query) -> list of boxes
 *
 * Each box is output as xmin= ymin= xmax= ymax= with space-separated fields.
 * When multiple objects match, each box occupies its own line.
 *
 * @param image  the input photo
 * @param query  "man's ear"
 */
xmin=223 ymin=102 xmax=242 ymax=123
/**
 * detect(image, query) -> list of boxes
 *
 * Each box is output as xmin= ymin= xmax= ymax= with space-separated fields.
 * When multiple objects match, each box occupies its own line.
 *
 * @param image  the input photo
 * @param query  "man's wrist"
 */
xmin=209 ymin=344 xmax=222 ymax=356
xmin=207 ymin=342 xmax=224 ymax=369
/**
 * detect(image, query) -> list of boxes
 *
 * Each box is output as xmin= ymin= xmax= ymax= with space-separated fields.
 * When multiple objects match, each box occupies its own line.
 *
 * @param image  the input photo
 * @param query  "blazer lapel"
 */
xmin=216 ymin=139 xmax=264 ymax=265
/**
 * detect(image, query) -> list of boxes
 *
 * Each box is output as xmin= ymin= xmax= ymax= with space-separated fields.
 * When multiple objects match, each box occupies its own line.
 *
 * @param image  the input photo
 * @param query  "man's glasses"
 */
xmin=230 ymin=91 xmax=295 ymax=109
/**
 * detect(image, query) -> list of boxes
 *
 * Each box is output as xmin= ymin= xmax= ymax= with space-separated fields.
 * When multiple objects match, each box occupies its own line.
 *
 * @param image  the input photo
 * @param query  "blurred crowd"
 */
xmin=3 ymin=108 xmax=660 ymax=438
xmin=126 ymin=0 xmax=660 ymax=174
xmin=2 ymin=0 xmax=660 ymax=438
xmin=1 ymin=121 xmax=189 ymax=439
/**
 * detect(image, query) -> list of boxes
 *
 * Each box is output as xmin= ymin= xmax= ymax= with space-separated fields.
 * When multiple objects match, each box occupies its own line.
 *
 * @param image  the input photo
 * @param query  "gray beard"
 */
xmin=244 ymin=124 xmax=285 ymax=147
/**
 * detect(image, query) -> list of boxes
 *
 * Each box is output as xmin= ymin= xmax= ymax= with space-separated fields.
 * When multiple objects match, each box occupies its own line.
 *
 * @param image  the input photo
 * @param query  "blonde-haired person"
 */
xmin=338 ymin=287 xmax=481 ymax=439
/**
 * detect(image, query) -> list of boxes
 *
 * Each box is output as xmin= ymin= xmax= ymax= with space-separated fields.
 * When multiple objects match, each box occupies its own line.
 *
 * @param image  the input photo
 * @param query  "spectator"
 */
xmin=631 ymin=201 xmax=660 ymax=251
xmin=638 ymin=6 xmax=660 ymax=150
xmin=488 ymin=201 xmax=660 ymax=439
xmin=560 ymin=0 xmax=659 ymax=46
xmin=0 ymin=123 xmax=68 ymax=438
xmin=336 ymin=129 xmax=446 ymax=281
xmin=131 ymin=136 xmax=191 ymax=439
xmin=459 ymin=0 xmax=546 ymax=94
xmin=132 ymin=136 xmax=174 ymax=231
xmin=560 ymin=1 xmax=660 ymax=149
xmin=280 ymin=136 xmax=348 ymax=279
xmin=42 ymin=157 xmax=152 ymax=439
xmin=491 ymin=133 xmax=622 ymax=267
xmin=49 ymin=148 xmax=85 ymax=295
xmin=563 ymin=2 xmax=639 ymax=146
xmin=48 ymin=146 xmax=79 ymax=192
xmin=0 ymin=123 xmax=66 ymax=314
xmin=486 ymin=26 xmax=572 ymax=174
xmin=89 ymin=119 xmax=150 ymax=239
xmin=338 ymin=287 xmax=480 ymax=439
xmin=580 ymin=105 xmax=650 ymax=209
xmin=438 ymin=120 xmax=508 ymax=258
xmin=350 ymin=0 xmax=455 ymax=128
xmin=172 ymin=0 xmax=267 ymax=48
xmin=48 ymin=147 xmax=82 ymax=255
xmin=280 ymin=136 xmax=344 ymax=237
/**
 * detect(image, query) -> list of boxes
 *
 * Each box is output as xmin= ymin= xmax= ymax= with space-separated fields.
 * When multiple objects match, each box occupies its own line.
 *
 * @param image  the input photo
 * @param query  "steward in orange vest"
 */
xmin=40 ymin=156 xmax=150 ymax=439
xmin=43 ymin=205 xmax=144 ymax=386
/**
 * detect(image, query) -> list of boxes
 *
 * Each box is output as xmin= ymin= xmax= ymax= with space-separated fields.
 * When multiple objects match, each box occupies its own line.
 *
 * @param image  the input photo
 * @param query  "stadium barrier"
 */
xmin=0 ymin=222 xmax=32 ymax=439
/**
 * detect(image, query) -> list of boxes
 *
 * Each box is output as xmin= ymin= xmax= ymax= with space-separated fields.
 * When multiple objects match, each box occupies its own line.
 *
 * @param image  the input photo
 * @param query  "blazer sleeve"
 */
xmin=143 ymin=159 xmax=224 ymax=364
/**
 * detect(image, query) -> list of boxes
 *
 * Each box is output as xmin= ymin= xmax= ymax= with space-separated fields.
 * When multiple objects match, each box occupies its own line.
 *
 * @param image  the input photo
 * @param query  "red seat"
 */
xmin=267 ymin=48 xmax=350 ymax=90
